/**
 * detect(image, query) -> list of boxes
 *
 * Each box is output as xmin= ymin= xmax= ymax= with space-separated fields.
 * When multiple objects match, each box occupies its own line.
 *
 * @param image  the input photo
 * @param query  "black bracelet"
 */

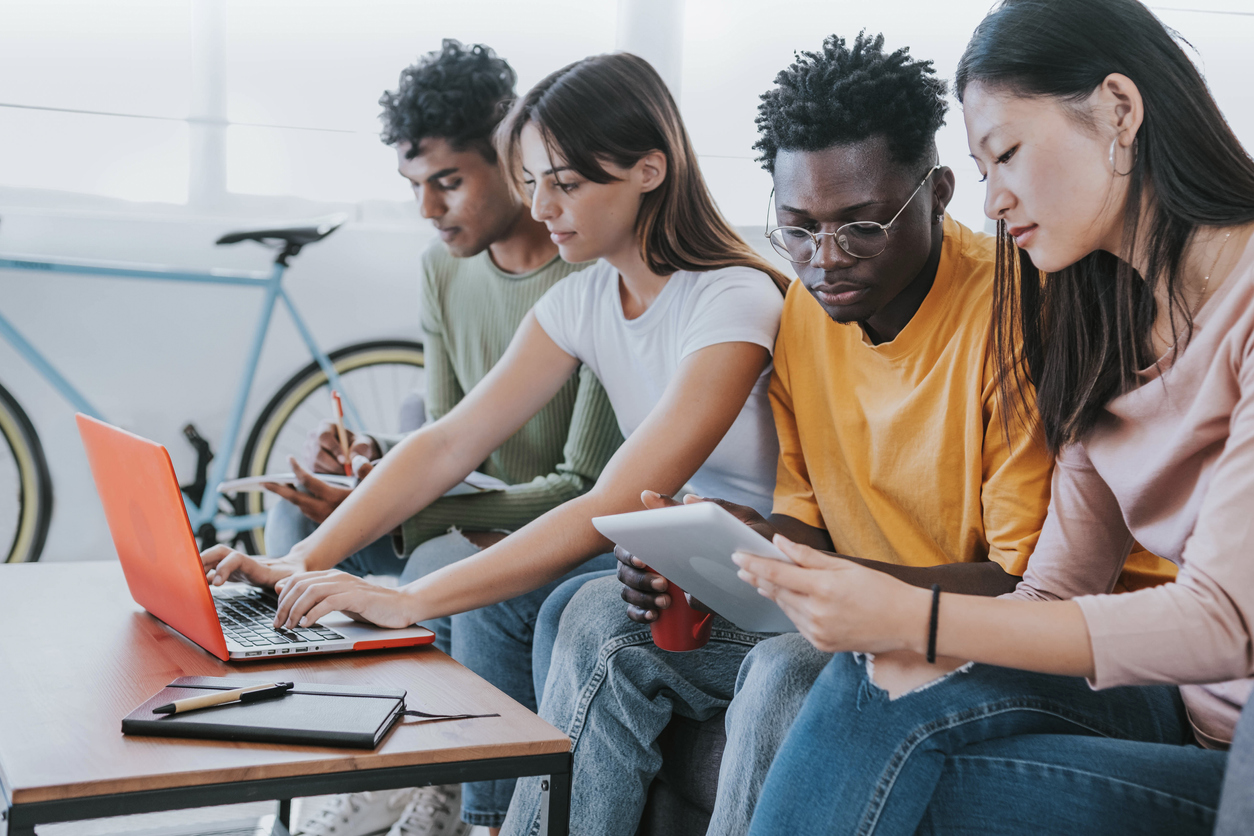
xmin=926 ymin=583 xmax=941 ymax=664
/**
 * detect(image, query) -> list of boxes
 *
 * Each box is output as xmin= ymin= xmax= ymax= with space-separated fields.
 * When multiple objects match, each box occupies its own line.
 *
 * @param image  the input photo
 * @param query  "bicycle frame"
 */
xmin=0 ymin=251 xmax=367 ymax=536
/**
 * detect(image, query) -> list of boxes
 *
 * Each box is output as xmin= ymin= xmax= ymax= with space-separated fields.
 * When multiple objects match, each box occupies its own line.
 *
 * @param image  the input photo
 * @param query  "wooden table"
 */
xmin=0 ymin=562 xmax=572 ymax=836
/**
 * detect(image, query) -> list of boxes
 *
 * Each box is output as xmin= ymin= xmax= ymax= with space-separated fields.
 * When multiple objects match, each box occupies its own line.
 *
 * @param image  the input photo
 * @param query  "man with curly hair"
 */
xmin=244 ymin=40 xmax=623 ymax=836
xmin=504 ymin=32 xmax=1172 ymax=836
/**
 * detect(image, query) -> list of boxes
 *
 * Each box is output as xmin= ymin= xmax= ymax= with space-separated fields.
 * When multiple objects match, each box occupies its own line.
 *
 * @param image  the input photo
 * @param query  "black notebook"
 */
xmin=123 ymin=676 xmax=408 ymax=749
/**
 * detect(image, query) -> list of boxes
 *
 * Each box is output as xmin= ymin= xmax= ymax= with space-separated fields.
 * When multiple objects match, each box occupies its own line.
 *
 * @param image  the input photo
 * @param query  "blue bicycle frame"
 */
xmin=0 ymin=250 xmax=366 ymax=536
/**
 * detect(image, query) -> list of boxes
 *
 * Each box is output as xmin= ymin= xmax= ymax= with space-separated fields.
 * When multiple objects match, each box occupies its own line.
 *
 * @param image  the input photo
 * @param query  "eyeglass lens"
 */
xmin=768 ymin=222 xmax=888 ymax=263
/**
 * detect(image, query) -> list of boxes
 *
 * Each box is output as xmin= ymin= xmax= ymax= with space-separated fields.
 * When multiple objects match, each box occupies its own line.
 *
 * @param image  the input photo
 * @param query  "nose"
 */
xmin=530 ymin=186 xmax=555 ymax=222
xmin=418 ymin=185 xmax=445 ymax=220
xmin=983 ymin=173 xmax=1014 ymax=223
xmin=810 ymin=232 xmax=858 ymax=272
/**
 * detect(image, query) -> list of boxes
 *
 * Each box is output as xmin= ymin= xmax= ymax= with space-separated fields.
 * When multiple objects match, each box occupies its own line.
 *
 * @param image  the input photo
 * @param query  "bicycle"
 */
xmin=0 ymin=215 xmax=426 ymax=563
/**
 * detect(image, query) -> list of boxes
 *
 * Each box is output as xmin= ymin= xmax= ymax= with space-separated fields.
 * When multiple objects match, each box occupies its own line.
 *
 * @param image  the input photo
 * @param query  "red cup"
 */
xmin=650 ymin=576 xmax=714 ymax=651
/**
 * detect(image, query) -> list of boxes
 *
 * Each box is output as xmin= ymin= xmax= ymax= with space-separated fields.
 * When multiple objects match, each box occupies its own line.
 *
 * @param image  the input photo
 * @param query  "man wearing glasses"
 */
xmin=505 ymin=32 xmax=1173 ymax=836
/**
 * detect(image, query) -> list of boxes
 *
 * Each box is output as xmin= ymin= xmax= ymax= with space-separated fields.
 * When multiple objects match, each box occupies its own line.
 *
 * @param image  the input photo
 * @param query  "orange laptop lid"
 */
xmin=76 ymin=414 xmax=229 ymax=660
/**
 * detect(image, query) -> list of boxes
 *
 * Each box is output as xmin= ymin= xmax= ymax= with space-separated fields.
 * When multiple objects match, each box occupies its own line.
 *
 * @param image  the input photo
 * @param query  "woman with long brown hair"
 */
xmin=734 ymin=0 xmax=1254 ymax=833
xmin=203 ymin=51 xmax=788 ymax=831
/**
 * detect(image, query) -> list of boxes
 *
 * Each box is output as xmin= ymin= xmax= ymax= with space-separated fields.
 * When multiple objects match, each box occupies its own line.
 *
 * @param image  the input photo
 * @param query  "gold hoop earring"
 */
xmin=1109 ymin=137 xmax=1138 ymax=177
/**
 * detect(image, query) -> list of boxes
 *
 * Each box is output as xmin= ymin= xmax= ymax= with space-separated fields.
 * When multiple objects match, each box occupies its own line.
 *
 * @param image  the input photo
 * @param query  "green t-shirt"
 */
xmin=377 ymin=243 xmax=622 ymax=555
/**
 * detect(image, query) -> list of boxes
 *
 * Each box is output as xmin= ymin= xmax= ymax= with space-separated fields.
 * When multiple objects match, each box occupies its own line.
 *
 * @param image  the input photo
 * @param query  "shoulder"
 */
xmin=420 ymin=240 xmax=468 ymax=299
xmin=538 ymin=259 xmax=616 ymax=308
xmin=948 ymin=218 xmax=998 ymax=298
xmin=680 ymin=266 xmax=785 ymax=312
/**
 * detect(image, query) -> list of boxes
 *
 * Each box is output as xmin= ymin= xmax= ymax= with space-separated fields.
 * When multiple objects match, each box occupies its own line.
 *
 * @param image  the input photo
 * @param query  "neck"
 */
xmin=862 ymin=221 xmax=945 ymax=344
xmin=606 ymin=237 xmax=672 ymax=320
xmin=487 ymin=207 xmax=559 ymax=275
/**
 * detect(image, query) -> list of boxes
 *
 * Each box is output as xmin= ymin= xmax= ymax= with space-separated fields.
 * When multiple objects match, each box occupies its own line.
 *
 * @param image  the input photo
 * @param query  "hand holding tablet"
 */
xmin=593 ymin=501 xmax=797 ymax=638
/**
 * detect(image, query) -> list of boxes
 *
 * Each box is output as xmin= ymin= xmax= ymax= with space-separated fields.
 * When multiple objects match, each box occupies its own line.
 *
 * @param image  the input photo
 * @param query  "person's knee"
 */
xmin=399 ymin=530 xmax=481 ymax=585
xmin=732 ymin=634 xmax=833 ymax=718
xmin=263 ymin=498 xmax=316 ymax=556
xmin=552 ymin=574 xmax=647 ymax=655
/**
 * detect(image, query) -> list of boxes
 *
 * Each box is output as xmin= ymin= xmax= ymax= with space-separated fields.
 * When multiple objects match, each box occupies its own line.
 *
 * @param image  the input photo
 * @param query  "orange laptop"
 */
xmin=76 ymin=414 xmax=435 ymax=661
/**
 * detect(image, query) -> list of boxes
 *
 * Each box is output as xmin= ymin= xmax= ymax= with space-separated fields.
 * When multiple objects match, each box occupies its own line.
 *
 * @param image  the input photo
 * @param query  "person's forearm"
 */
xmin=768 ymin=514 xmax=835 ymax=551
xmin=291 ymin=421 xmax=477 ymax=570
xmin=892 ymin=590 xmax=1095 ymax=677
xmin=395 ymin=470 xmax=592 ymax=554
xmin=847 ymin=557 xmax=1021 ymax=597
xmin=399 ymin=491 xmax=618 ymax=620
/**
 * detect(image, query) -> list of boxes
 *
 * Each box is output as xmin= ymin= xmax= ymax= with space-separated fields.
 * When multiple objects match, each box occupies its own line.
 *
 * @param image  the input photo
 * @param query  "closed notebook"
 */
xmin=122 ymin=676 xmax=406 ymax=749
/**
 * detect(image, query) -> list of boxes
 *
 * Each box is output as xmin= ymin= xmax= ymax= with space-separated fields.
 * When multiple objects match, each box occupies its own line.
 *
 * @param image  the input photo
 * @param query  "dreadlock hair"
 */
xmin=496 ymin=52 xmax=790 ymax=293
xmin=754 ymin=32 xmax=949 ymax=174
xmin=379 ymin=39 xmax=516 ymax=161
xmin=956 ymin=0 xmax=1254 ymax=453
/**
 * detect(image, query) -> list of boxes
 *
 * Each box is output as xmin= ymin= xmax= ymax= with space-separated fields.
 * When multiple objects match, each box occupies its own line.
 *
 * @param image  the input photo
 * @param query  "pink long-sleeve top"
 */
xmin=1009 ymin=233 xmax=1254 ymax=747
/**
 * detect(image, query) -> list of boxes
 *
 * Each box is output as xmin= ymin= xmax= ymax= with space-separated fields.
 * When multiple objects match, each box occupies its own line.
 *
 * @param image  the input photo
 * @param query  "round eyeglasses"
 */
xmin=765 ymin=164 xmax=942 ymax=262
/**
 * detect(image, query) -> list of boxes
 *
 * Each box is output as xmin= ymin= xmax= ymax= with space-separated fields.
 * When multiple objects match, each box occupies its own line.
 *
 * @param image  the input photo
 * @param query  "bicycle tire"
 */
xmin=0 ymin=381 xmax=53 ymax=563
xmin=235 ymin=339 xmax=425 ymax=554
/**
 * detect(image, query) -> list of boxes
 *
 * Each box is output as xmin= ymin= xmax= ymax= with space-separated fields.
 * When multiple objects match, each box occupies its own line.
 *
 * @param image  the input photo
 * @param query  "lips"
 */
xmin=810 ymin=283 xmax=870 ymax=307
xmin=548 ymin=230 xmax=575 ymax=244
xmin=1007 ymin=223 xmax=1038 ymax=247
xmin=436 ymin=226 xmax=459 ymax=242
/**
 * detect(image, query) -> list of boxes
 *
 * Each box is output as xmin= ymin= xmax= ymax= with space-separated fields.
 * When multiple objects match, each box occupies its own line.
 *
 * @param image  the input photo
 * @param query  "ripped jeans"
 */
xmin=748 ymin=652 xmax=1203 ymax=836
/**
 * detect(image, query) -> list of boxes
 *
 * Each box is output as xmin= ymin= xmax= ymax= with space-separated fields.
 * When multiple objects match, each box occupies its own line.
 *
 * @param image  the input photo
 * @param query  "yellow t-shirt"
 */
xmin=771 ymin=216 xmax=1175 ymax=586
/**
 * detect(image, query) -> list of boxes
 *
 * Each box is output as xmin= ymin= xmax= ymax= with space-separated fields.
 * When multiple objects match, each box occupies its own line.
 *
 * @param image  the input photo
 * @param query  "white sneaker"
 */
xmin=386 ymin=784 xmax=470 ymax=836
xmin=294 ymin=789 xmax=421 ymax=836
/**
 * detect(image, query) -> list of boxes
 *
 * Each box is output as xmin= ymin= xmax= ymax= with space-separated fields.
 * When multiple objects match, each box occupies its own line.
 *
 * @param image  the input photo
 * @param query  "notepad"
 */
xmin=218 ymin=470 xmax=509 ymax=497
xmin=123 ymin=677 xmax=409 ymax=748
xmin=123 ymin=676 xmax=500 ymax=749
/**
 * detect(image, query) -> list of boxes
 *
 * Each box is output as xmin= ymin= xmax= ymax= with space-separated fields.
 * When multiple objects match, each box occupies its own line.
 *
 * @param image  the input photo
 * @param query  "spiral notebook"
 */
xmin=122 ymin=676 xmax=497 ymax=749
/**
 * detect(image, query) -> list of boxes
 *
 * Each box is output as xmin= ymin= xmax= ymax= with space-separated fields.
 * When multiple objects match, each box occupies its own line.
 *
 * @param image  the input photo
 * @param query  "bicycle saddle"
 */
xmin=215 ymin=213 xmax=348 ymax=248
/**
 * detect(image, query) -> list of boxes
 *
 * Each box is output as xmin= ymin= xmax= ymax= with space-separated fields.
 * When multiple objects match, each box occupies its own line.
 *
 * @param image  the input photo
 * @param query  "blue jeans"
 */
xmin=747 ymin=652 xmax=1197 ymax=836
xmin=503 ymin=574 xmax=832 ymax=836
xmin=266 ymin=499 xmax=615 ymax=828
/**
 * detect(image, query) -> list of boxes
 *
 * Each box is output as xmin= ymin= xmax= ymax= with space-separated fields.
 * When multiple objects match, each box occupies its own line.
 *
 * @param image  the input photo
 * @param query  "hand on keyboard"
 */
xmin=201 ymin=544 xmax=307 ymax=590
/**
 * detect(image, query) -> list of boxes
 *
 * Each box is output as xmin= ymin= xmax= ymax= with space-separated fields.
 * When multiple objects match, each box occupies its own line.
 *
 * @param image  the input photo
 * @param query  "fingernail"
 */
xmin=632 ymin=557 xmax=645 ymax=567
xmin=642 ymin=490 xmax=659 ymax=499
xmin=645 ymin=610 xmax=656 ymax=621
xmin=298 ymin=617 xmax=307 ymax=627
xmin=732 ymin=553 xmax=745 ymax=565
xmin=737 ymin=569 xmax=752 ymax=582
xmin=651 ymin=576 xmax=667 ymax=590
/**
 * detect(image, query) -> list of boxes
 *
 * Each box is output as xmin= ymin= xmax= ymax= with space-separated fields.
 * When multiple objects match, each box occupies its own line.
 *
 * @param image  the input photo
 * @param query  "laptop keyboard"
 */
xmin=213 ymin=589 xmax=345 ymax=648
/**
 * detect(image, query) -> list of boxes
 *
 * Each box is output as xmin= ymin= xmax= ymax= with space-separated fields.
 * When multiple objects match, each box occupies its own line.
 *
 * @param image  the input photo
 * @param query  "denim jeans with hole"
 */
xmin=503 ymin=574 xmax=832 ymax=836
xmin=747 ymin=652 xmax=1201 ymax=836
xmin=266 ymin=498 xmax=615 ymax=828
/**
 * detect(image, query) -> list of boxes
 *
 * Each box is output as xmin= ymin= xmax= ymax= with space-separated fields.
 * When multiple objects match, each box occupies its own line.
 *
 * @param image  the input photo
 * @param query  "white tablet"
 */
xmin=592 ymin=502 xmax=797 ymax=634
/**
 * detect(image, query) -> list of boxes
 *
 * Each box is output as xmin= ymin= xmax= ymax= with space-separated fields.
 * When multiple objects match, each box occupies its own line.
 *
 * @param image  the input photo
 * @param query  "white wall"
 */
xmin=0 ymin=0 xmax=1250 ymax=562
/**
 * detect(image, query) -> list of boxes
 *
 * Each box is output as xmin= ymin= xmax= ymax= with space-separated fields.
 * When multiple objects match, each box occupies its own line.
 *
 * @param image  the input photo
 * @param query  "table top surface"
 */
xmin=0 ymin=562 xmax=569 ymax=805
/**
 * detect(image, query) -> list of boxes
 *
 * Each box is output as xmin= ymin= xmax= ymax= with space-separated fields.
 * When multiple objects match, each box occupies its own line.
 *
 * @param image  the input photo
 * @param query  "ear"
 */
xmin=1093 ymin=72 xmax=1145 ymax=148
xmin=635 ymin=149 xmax=668 ymax=194
xmin=931 ymin=166 xmax=956 ymax=217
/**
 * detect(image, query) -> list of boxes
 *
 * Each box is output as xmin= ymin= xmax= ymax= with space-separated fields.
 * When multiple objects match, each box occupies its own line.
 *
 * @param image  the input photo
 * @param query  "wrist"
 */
xmin=285 ymin=542 xmax=321 ymax=573
xmin=398 ymin=580 xmax=428 ymax=622
xmin=896 ymin=583 xmax=934 ymax=655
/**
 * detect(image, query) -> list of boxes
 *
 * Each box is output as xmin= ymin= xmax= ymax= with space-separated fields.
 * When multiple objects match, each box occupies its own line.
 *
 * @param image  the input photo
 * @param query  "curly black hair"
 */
xmin=379 ymin=39 xmax=517 ymax=160
xmin=754 ymin=32 xmax=948 ymax=173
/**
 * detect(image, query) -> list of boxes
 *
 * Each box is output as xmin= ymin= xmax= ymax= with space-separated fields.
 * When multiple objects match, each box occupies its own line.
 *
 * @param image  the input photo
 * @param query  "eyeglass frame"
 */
xmin=764 ymin=163 xmax=943 ymax=263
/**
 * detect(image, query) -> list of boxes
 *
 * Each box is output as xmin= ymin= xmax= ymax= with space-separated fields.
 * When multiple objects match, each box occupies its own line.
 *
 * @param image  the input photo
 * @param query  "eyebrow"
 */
xmin=425 ymin=167 xmax=459 ymax=182
xmin=543 ymin=165 xmax=574 ymax=177
xmin=778 ymin=199 xmax=884 ymax=216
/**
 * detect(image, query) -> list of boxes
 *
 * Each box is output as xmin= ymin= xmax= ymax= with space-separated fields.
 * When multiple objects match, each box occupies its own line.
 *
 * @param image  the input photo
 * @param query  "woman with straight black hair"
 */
xmin=731 ymin=1 xmax=1254 ymax=833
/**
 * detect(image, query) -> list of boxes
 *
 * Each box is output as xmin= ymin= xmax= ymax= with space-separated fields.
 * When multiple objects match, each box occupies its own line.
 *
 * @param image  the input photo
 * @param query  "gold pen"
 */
xmin=153 ymin=682 xmax=294 ymax=715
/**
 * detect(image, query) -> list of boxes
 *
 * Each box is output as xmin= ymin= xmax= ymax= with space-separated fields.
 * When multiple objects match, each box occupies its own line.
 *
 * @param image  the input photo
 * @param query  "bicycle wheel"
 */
xmin=0 ymin=381 xmax=53 ymax=563
xmin=236 ymin=339 xmax=425 ymax=554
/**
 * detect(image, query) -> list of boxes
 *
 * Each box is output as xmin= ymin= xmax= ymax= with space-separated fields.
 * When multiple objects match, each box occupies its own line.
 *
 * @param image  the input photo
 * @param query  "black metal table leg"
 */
xmin=277 ymin=798 xmax=292 ymax=831
xmin=545 ymin=752 xmax=572 ymax=836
